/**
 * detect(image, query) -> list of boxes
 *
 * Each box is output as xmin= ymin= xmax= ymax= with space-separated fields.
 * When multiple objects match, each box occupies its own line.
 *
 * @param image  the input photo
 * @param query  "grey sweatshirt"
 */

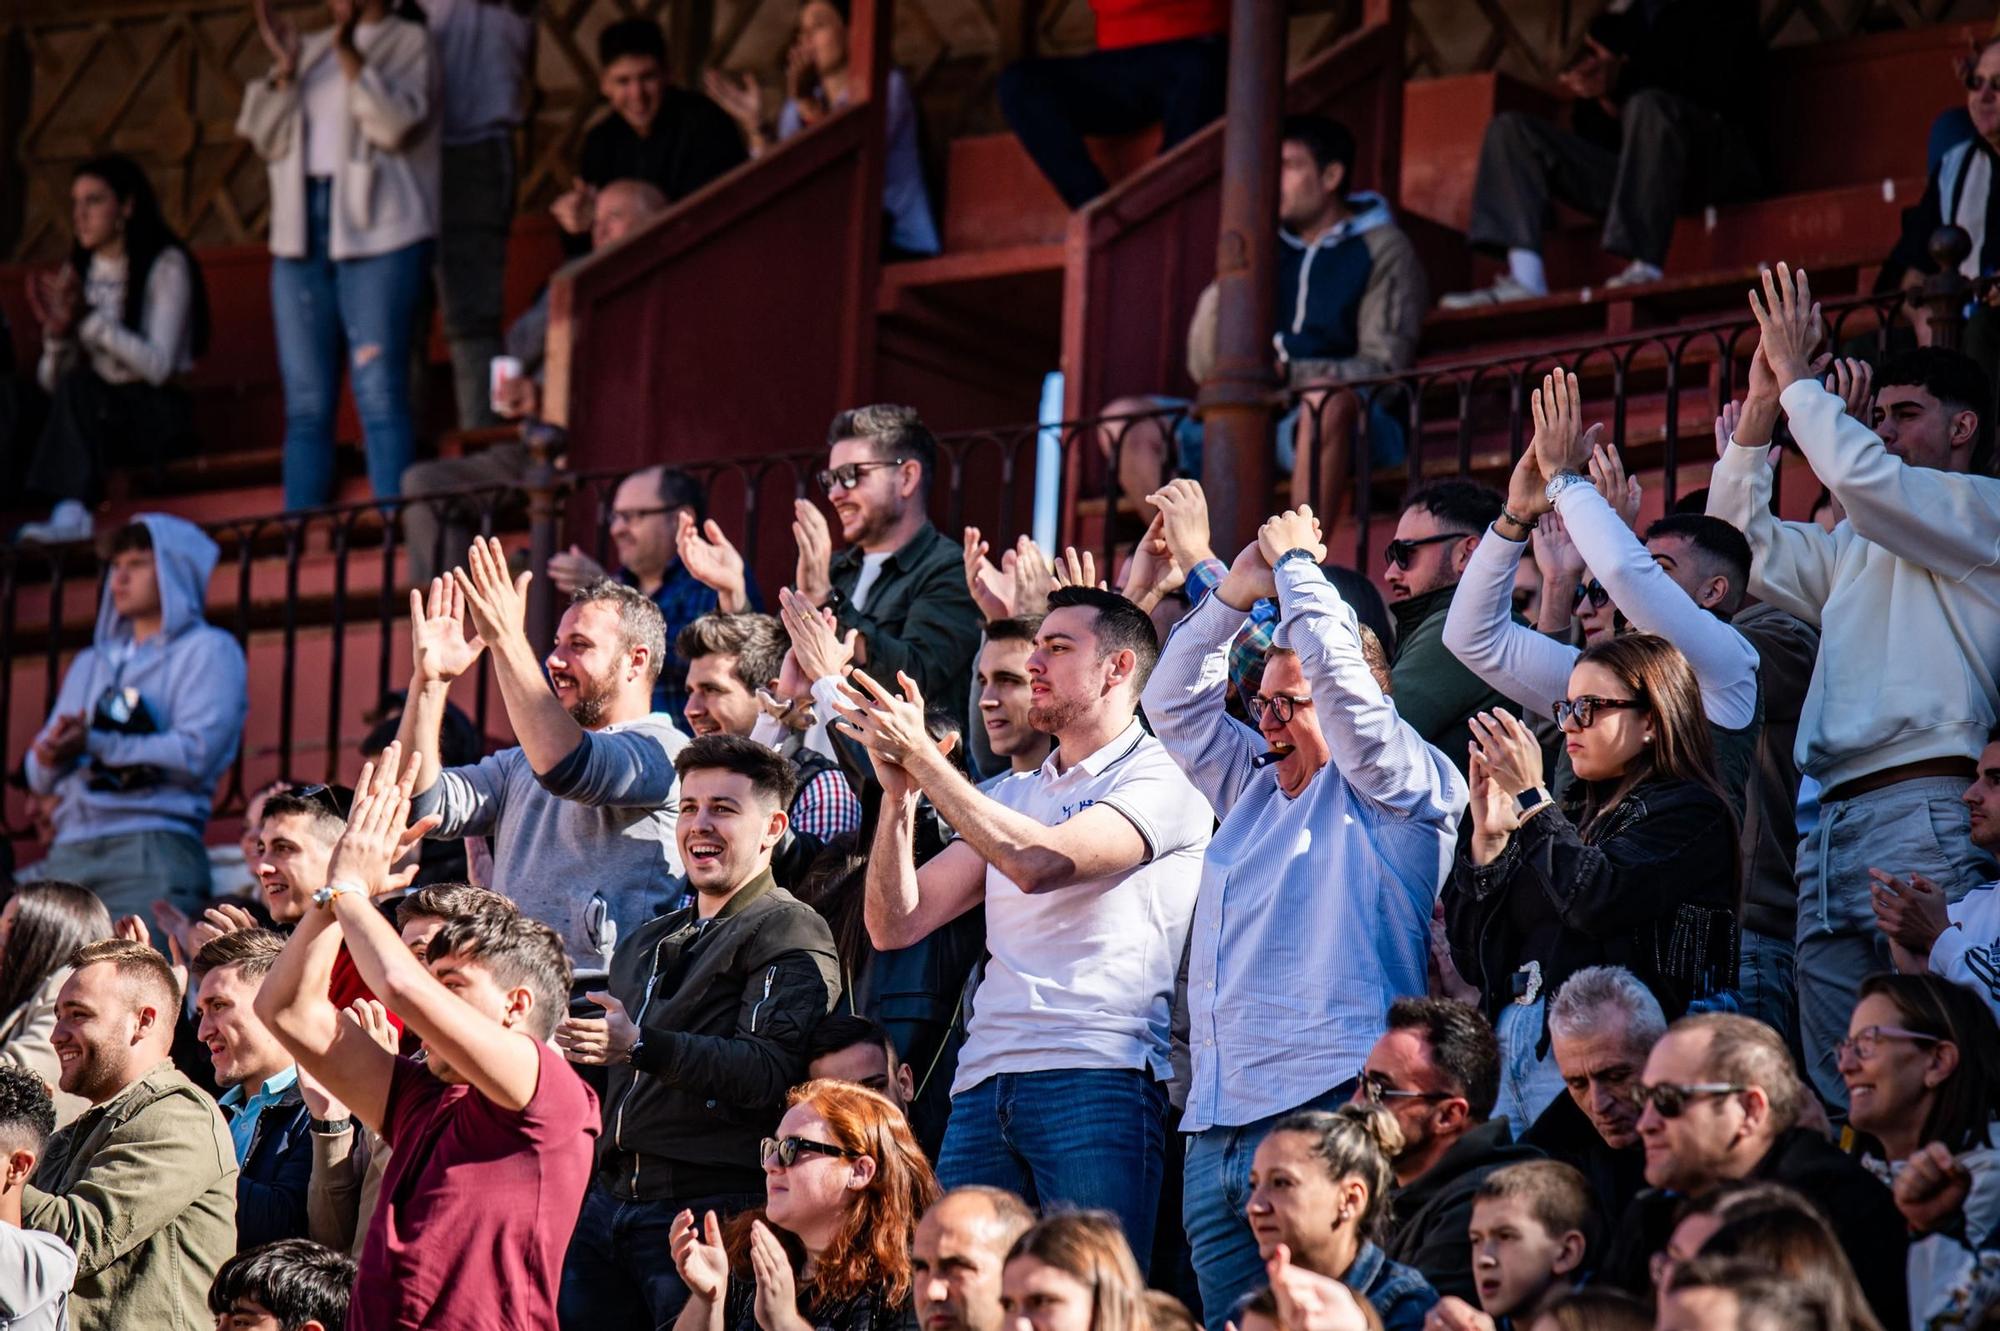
xmin=24 ymin=513 xmax=248 ymax=845
xmin=0 ymin=1224 xmax=75 ymax=1331
xmin=409 ymin=714 xmax=688 ymax=966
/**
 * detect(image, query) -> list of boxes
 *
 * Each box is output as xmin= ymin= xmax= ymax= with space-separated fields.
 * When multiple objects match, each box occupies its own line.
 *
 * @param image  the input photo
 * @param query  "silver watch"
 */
xmin=1544 ymin=470 xmax=1591 ymax=505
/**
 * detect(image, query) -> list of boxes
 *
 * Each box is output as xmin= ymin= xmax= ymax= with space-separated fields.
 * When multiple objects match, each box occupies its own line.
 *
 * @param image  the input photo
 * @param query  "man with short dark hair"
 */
xmin=257 ymin=750 xmax=598 ymax=1331
xmin=22 ymin=515 xmax=247 ymax=923
xmin=913 ymin=1186 xmax=1037 ymax=1331
xmin=206 ymin=1238 xmax=354 ymax=1331
xmin=401 ymin=541 xmax=688 ymax=979
xmin=969 ymin=616 xmax=1054 ymax=785
xmin=1358 ymin=997 xmax=1539 ymax=1304
xmin=251 ymin=791 xmax=401 ymax=1024
xmin=806 ymin=1014 xmax=913 ymax=1108
xmin=552 ymin=733 xmax=840 ymax=1329
xmin=26 ymin=938 xmax=238 ymax=1331
xmin=193 ymin=929 xmax=313 ymax=1249
xmin=1711 ymin=272 xmax=2000 ymax=1112
xmin=847 ymin=586 xmax=1210 ymax=1266
xmin=0 ymin=1065 xmax=74 ymax=1331
xmin=792 ymin=404 xmax=985 ymax=711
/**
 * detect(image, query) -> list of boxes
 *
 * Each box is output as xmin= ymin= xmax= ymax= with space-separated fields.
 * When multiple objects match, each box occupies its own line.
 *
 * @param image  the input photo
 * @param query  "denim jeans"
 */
xmin=558 ymin=1182 xmax=762 ymax=1331
xmin=1796 ymin=776 xmax=1997 ymax=1112
xmin=271 ymin=178 xmax=432 ymax=509
xmin=1733 ymin=927 xmax=1798 ymax=1054
xmin=939 ymin=1069 xmax=1167 ymax=1271
xmin=19 ymin=829 xmax=211 ymax=942
xmin=1183 ymin=1079 xmax=1356 ymax=1331
xmin=435 ymin=135 xmax=514 ymax=431
xmin=1493 ymin=997 xmax=1566 ymax=1133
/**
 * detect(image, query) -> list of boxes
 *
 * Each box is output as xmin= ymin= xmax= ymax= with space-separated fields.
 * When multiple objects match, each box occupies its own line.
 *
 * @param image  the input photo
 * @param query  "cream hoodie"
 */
xmin=1708 ymin=378 xmax=2000 ymax=790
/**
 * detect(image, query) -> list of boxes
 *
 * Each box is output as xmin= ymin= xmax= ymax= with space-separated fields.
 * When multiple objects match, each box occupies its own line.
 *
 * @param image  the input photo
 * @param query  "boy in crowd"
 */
xmin=205 ymin=1238 xmax=355 ymax=1331
xmin=1424 ymin=1161 xmax=1596 ymax=1331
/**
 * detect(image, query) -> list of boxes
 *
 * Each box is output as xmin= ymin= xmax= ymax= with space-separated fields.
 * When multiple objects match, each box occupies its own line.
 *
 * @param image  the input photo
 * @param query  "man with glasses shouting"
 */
xmin=1612 ymin=1013 xmax=1906 ymax=1324
xmin=1139 ymin=494 xmax=1466 ymax=1329
xmin=790 ymin=404 xmax=983 ymax=712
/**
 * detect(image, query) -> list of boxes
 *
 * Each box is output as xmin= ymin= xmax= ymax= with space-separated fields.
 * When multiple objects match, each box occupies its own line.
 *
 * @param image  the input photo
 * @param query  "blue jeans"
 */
xmin=558 ymin=1182 xmax=761 ymax=1331
xmin=1493 ymin=998 xmax=1565 ymax=1137
xmin=1733 ymin=927 xmax=1798 ymax=1054
xmin=939 ymin=1069 xmax=1167 ymax=1271
xmin=1183 ymin=1080 xmax=1356 ymax=1331
xmin=271 ymin=178 xmax=432 ymax=509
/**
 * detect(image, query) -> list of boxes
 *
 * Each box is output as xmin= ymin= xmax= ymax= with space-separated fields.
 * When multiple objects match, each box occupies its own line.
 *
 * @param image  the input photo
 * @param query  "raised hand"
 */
xmin=546 ymin=544 xmax=606 ymax=597
xmin=1869 ymin=868 xmax=1952 ymax=959
xmin=1268 ymin=1244 xmax=1371 ymax=1331
xmin=1119 ymin=513 xmax=1186 ymax=615
xmin=253 ymin=0 xmax=301 ymax=81
xmin=963 ymin=527 xmax=1017 ymax=623
xmin=678 ymin=514 xmax=750 ymax=612
xmin=778 ymin=586 xmax=858 ymax=684
xmin=750 ymin=1219 xmax=808 ymax=1331
xmin=702 ymin=68 xmax=763 ymax=130
xmin=408 ymin=577 xmax=486 ymax=686
xmin=670 ymin=1209 xmax=732 ymax=1304
xmin=1827 ymin=356 xmax=1875 ymax=423
xmin=344 ymin=997 xmax=400 ymax=1053
xmin=1011 ymin=537 xmax=1053 ymax=618
xmin=549 ymin=179 xmax=596 ymax=236
xmin=792 ymin=500 xmax=834 ymax=608
xmin=1586 ymin=443 xmax=1642 ymax=528
xmin=1257 ymin=505 xmax=1326 ymax=568
xmin=325 ymin=743 xmax=440 ymax=897
xmin=554 ymin=990 xmax=638 ymax=1066
xmin=833 ymin=669 xmax=934 ymax=774
xmin=190 ymin=902 xmax=260 ymax=950
xmin=452 ymin=536 xmax=532 ymax=651
xmin=1468 ymin=708 xmax=1544 ymax=799
xmin=1216 ymin=540 xmax=1278 ymax=612
xmin=1148 ymin=479 xmax=1216 ymax=570
xmin=113 ymin=915 xmax=150 ymax=946
xmin=1747 ymin=262 xmax=1822 ymax=390
xmin=1531 ymin=509 xmax=1584 ymax=583
xmin=1531 ymin=368 xmax=1600 ymax=479
xmin=1051 ymin=546 xmax=1106 ymax=592
xmin=1465 ymin=751 xmax=1519 ymax=865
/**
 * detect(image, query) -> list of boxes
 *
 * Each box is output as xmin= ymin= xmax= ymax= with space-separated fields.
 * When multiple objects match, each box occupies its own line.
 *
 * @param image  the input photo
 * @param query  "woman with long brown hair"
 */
xmin=1001 ymin=1211 xmax=1155 ymax=1331
xmin=1443 ymin=634 xmax=1739 ymax=1129
xmin=0 ymin=881 xmax=112 ymax=1126
xmin=671 ymin=1079 xmax=939 ymax=1331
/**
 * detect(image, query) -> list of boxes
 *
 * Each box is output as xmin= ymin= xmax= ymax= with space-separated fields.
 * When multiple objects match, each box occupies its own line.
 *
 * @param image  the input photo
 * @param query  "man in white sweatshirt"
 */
xmin=1708 ymin=264 xmax=2000 ymax=1112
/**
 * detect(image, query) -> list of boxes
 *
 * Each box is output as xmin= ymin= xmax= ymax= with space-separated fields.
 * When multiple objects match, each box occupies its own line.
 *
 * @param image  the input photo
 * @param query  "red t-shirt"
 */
xmin=329 ymin=946 xmax=405 ymax=1036
xmin=1092 ymin=0 xmax=1229 ymax=49
xmin=349 ymin=1041 xmax=599 ymax=1331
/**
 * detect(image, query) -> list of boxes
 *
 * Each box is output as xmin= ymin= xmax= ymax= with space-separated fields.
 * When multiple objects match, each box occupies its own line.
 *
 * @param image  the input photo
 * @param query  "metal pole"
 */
xmin=1923 ymin=225 xmax=1973 ymax=353
xmin=1195 ymin=0 xmax=1284 ymax=561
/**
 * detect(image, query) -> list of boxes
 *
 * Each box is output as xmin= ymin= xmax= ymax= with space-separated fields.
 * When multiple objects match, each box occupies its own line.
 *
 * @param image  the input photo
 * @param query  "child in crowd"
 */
xmin=1424 ymin=1162 xmax=1597 ymax=1331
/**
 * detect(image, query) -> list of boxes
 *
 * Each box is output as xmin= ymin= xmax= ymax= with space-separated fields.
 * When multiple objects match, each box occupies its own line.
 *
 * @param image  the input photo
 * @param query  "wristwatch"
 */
xmin=1275 ymin=547 xmax=1318 ymax=569
xmin=1516 ymin=786 xmax=1552 ymax=817
xmin=312 ymin=881 xmax=365 ymax=911
xmin=310 ymin=1116 xmax=354 ymax=1135
xmin=1544 ymin=470 xmax=1592 ymax=505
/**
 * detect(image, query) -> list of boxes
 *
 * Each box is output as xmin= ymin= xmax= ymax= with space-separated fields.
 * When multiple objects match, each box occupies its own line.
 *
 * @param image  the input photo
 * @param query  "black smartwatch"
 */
xmin=1516 ymin=787 xmax=1551 ymax=817
xmin=310 ymin=1116 xmax=354 ymax=1135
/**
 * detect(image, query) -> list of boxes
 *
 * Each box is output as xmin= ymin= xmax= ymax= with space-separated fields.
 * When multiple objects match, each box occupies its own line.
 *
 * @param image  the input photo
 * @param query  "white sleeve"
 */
xmin=1706 ymin=441 xmax=1837 ymax=626
xmin=78 ymin=248 xmax=192 ymax=386
xmin=1138 ymin=591 xmax=1264 ymax=819
xmin=1440 ymin=526 xmax=1579 ymax=721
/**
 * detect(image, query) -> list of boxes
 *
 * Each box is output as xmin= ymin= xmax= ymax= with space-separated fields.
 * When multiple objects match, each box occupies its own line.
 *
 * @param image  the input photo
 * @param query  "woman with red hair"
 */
xmin=672 ymin=1078 xmax=940 ymax=1331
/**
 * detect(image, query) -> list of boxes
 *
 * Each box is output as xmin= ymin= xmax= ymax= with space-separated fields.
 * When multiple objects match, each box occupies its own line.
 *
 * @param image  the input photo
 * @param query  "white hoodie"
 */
xmin=1708 ymin=379 xmax=2000 ymax=790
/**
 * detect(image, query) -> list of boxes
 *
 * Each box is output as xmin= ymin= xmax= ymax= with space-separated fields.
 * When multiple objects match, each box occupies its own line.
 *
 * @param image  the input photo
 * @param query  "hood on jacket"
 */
xmin=1281 ymin=192 xmax=1396 ymax=250
xmin=96 ymin=512 xmax=219 ymax=651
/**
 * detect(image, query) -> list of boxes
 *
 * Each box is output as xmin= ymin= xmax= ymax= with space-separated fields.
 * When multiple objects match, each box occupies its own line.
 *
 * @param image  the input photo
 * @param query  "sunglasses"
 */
xmin=295 ymin=783 xmax=354 ymax=820
xmin=1834 ymin=1024 xmax=1940 ymax=1063
xmin=1634 ymin=1081 xmax=1746 ymax=1119
xmin=815 ymin=460 xmax=904 ymax=494
xmin=1552 ymin=695 xmax=1644 ymax=731
xmin=1383 ymin=533 xmax=1461 ymax=570
xmin=1359 ymin=1072 xmax=1454 ymax=1106
xmin=1246 ymin=693 xmax=1313 ymax=726
xmin=1968 ymin=73 xmax=2000 ymax=94
xmin=1573 ymin=580 xmax=1610 ymax=610
xmin=760 ymin=1135 xmax=860 ymax=1169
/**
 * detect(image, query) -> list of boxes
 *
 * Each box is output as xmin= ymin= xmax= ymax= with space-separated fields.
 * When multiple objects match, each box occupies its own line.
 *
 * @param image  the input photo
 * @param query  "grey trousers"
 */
xmin=434 ymin=135 xmax=515 ymax=432
xmin=19 ymin=828 xmax=212 ymax=928
xmin=399 ymin=441 xmax=529 ymax=587
xmin=1467 ymin=89 xmax=1757 ymax=266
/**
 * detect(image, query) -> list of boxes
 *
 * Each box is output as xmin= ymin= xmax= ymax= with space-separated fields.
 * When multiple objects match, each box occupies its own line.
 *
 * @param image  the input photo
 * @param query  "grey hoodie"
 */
xmin=24 ymin=514 xmax=248 ymax=844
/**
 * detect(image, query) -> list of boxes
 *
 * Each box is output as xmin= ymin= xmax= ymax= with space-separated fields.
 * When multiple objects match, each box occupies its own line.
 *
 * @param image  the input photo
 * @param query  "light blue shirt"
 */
xmin=1141 ymin=559 xmax=1466 ymax=1132
xmin=220 ymin=1064 xmax=299 ymax=1164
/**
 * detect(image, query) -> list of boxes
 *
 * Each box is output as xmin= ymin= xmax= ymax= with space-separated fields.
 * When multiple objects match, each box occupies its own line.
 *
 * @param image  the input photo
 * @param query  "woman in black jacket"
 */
xmin=1445 ymin=633 xmax=1738 ymax=1131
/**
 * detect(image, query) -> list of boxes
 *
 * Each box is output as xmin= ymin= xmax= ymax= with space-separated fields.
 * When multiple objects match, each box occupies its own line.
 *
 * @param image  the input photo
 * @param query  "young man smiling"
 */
xmin=553 ymin=734 xmax=840 ymax=1330
xmin=1140 ymin=492 xmax=1465 ymax=1329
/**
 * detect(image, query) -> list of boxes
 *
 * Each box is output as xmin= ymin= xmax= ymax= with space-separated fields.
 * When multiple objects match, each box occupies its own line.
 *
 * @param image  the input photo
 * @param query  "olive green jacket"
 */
xmin=23 ymin=1061 xmax=237 ymax=1331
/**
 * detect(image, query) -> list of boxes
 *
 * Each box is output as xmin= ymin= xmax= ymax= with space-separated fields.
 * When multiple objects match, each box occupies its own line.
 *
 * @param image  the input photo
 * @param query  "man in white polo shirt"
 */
xmin=840 ymin=586 xmax=1210 ymax=1268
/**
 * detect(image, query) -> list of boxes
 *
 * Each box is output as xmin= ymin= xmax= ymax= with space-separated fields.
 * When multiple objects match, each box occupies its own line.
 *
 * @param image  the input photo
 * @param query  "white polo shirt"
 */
xmin=953 ymin=720 xmax=1212 ymax=1094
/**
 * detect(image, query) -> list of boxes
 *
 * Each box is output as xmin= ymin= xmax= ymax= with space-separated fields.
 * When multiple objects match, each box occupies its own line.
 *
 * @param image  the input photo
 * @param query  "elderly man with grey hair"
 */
xmin=1519 ymin=966 xmax=1663 ymax=1224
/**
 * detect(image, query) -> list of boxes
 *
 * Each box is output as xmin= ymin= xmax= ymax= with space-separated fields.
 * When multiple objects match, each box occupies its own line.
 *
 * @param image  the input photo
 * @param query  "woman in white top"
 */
xmin=16 ymin=156 xmax=210 ymax=545
xmin=0 ymin=882 xmax=114 ymax=1128
xmin=705 ymin=0 xmax=940 ymax=258
xmin=239 ymin=0 xmax=441 ymax=512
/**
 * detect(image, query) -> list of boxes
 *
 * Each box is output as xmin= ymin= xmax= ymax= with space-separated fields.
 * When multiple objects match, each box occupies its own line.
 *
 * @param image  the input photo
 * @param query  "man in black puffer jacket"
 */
xmin=553 ymin=735 xmax=841 ymax=1331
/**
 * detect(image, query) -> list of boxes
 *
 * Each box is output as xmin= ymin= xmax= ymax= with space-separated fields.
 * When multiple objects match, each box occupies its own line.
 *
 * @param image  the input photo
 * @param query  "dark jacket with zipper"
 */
xmin=1444 ymin=775 xmax=1739 ymax=1036
xmin=599 ymin=870 xmax=841 ymax=1200
xmin=224 ymin=1080 xmax=313 ymax=1250
xmin=830 ymin=522 xmax=984 ymax=717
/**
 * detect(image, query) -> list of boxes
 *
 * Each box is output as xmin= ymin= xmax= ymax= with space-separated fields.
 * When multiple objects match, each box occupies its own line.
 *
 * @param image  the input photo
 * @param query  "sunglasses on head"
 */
xmin=1574 ymin=580 xmax=1610 ymax=610
xmin=1634 ymin=1081 xmax=1745 ymax=1119
xmin=296 ymin=783 xmax=354 ymax=820
xmin=1383 ymin=533 xmax=1462 ymax=570
xmin=760 ymin=1135 xmax=860 ymax=1168
xmin=815 ymin=459 xmax=905 ymax=494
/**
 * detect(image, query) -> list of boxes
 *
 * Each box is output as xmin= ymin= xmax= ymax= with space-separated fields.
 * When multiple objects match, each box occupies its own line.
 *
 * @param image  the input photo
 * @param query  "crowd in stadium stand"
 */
xmin=9 ymin=4 xmax=2000 ymax=1331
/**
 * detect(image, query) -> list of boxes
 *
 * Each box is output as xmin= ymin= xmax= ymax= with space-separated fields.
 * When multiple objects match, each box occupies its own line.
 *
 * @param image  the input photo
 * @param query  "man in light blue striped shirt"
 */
xmin=1141 ymin=488 xmax=1466 ymax=1330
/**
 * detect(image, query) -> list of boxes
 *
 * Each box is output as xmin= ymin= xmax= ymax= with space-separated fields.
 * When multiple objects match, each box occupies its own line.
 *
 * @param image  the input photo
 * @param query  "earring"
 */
xmin=1643 ymin=734 xmax=1654 ymax=744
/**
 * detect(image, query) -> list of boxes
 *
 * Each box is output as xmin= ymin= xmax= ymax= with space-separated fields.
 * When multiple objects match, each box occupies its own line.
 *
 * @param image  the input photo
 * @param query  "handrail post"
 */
xmin=524 ymin=420 xmax=564 ymax=652
xmin=1923 ymin=225 xmax=1973 ymax=352
xmin=1195 ymin=0 xmax=1284 ymax=559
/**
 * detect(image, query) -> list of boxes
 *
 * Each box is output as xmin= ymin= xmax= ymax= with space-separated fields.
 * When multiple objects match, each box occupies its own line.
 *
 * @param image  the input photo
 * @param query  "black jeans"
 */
xmin=30 ymin=365 xmax=192 ymax=505
xmin=999 ymin=35 xmax=1227 ymax=208
xmin=558 ymin=1181 xmax=763 ymax=1331
xmin=1466 ymin=89 xmax=1759 ymax=266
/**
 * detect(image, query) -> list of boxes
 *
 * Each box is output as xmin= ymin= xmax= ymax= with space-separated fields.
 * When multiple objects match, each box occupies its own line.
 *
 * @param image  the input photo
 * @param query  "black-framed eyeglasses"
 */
xmin=815 ymin=460 xmax=905 ymax=494
xmin=1552 ymin=695 xmax=1644 ymax=731
xmin=1574 ymin=579 xmax=1610 ymax=610
xmin=1383 ymin=533 xmax=1461 ymax=569
xmin=1359 ymin=1072 xmax=1454 ymax=1106
xmin=760 ymin=1135 xmax=860 ymax=1168
xmin=1633 ymin=1082 xmax=1746 ymax=1119
xmin=295 ymin=783 xmax=354 ymax=820
xmin=1834 ymin=1025 xmax=1940 ymax=1063
xmin=610 ymin=504 xmax=678 ymax=526
xmin=1246 ymin=693 xmax=1314 ymax=726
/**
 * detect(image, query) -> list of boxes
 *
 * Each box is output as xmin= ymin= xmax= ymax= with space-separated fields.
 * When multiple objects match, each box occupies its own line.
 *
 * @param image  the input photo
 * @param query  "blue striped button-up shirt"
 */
xmin=1143 ymin=558 xmax=1466 ymax=1132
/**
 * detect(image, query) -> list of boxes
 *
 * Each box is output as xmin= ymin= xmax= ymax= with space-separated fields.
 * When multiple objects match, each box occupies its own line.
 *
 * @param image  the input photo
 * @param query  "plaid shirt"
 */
xmin=789 ymin=766 xmax=862 ymax=842
xmin=1185 ymin=558 xmax=1279 ymax=702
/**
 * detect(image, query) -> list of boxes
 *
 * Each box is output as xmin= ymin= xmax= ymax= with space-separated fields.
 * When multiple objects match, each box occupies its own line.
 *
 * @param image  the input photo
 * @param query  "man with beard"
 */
xmin=792 ymin=405 xmax=984 ymax=713
xmin=843 ymin=586 xmax=1211 ymax=1267
xmin=401 ymin=539 xmax=688 ymax=978
xmin=24 ymin=938 xmax=237 ymax=1331
xmin=913 ymin=1187 xmax=1036 ymax=1331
